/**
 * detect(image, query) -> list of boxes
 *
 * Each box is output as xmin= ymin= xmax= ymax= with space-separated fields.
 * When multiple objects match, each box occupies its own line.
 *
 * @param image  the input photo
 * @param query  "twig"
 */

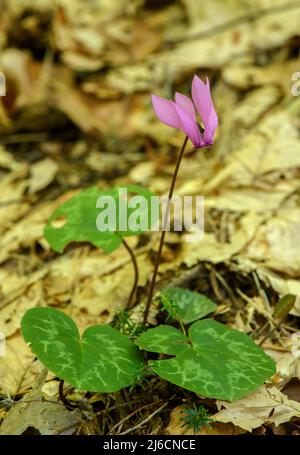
xmin=0 ymin=132 xmax=50 ymax=144
xmin=258 ymin=325 xmax=279 ymax=347
xmin=213 ymin=268 xmax=239 ymax=308
xmin=108 ymin=400 xmax=164 ymax=434
xmin=118 ymin=400 xmax=169 ymax=435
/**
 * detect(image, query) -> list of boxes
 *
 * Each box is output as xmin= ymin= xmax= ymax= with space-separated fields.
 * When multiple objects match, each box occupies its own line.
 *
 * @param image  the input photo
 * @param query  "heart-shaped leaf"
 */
xmin=161 ymin=287 xmax=217 ymax=323
xmin=136 ymin=325 xmax=189 ymax=355
xmin=44 ymin=185 xmax=156 ymax=253
xmin=138 ymin=319 xmax=275 ymax=401
xmin=22 ymin=308 xmax=143 ymax=392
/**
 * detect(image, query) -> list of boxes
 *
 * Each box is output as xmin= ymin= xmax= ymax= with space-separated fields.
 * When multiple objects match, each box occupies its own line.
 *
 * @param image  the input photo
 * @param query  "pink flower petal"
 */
xmin=191 ymin=75 xmax=218 ymax=139
xmin=175 ymin=92 xmax=196 ymax=121
xmin=151 ymin=95 xmax=182 ymax=129
xmin=175 ymin=104 xmax=203 ymax=148
xmin=205 ymin=108 xmax=218 ymax=142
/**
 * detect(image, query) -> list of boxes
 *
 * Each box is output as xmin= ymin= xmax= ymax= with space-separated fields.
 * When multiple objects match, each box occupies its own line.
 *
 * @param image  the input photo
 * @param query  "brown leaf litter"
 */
xmin=1 ymin=0 xmax=300 ymax=435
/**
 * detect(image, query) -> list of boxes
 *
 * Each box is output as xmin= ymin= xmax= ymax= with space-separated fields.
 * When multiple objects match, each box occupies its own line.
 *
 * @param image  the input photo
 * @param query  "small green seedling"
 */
xmin=181 ymin=404 xmax=214 ymax=434
xmin=159 ymin=287 xmax=217 ymax=324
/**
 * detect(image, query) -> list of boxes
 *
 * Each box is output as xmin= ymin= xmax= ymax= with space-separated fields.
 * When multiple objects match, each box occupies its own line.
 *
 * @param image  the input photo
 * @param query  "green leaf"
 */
xmin=273 ymin=294 xmax=296 ymax=320
xmin=144 ymin=319 xmax=276 ymax=401
xmin=136 ymin=325 xmax=189 ymax=355
xmin=161 ymin=288 xmax=217 ymax=323
xmin=119 ymin=184 xmax=157 ymax=237
xmin=44 ymin=185 xmax=156 ymax=253
xmin=21 ymin=308 xmax=144 ymax=392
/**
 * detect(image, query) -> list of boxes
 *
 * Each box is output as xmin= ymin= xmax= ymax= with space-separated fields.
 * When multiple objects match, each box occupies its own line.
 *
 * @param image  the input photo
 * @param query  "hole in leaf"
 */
xmin=51 ymin=215 xmax=67 ymax=228
xmin=100 ymin=310 xmax=109 ymax=317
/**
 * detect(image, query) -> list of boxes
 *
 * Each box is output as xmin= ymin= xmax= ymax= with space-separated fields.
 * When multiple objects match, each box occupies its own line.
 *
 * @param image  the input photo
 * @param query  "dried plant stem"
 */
xmin=258 ymin=325 xmax=279 ymax=347
xmin=118 ymin=400 xmax=170 ymax=435
xmin=122 ymin=238 xmax=139 ymax=309
xmin=108 ymin=400 xmax=164 ymax=434
xmin=143 ymin=136 xmax=189 ymax=324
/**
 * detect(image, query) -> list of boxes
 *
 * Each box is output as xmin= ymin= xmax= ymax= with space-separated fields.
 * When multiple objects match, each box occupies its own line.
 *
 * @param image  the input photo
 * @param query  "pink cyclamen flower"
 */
xmin=151 ymin=75 xmax=218 ymax=148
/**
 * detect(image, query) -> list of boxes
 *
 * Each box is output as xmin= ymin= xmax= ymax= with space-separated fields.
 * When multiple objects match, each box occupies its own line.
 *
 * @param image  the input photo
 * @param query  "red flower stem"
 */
xmin=143 ymin=135 xmax=189 ymax=324
xmin=122 ymin=237 xmax=139 ymax=309
xmin=58 ymin=379 xmax=75 ymax=410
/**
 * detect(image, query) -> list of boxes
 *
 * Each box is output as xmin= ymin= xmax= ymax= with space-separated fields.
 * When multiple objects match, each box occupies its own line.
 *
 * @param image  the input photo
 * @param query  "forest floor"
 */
xmin=1 ymin=0 xmax=300 ymax=435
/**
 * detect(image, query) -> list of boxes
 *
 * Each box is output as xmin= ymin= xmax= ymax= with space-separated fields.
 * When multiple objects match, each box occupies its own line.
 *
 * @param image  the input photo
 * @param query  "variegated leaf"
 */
xmin=22 ymin=308 xmax=143 ymax=392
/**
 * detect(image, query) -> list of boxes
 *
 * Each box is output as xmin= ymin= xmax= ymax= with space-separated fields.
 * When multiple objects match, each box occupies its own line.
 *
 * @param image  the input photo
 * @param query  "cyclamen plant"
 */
xmin=21 ymin=75 xmax=276 ymax=403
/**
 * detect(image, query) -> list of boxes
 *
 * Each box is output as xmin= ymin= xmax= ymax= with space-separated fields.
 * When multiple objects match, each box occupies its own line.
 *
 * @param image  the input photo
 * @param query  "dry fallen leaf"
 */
xmin=0 ymin=369 xmax=82 ymax=435
xmin=0 ymin=334 xmax=39 ymax=396
xmin=28 ymin=158 xmax=58 ymax=194
xmin=223 ymin=60 xmax=300 ymax=93
xmin=2 ymin=0 xmax=300 ymax=436
xmin=214 ymin=386 xmax=300 ymax=432
xmin=266 ymin=341 xmax=300 ymax=380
